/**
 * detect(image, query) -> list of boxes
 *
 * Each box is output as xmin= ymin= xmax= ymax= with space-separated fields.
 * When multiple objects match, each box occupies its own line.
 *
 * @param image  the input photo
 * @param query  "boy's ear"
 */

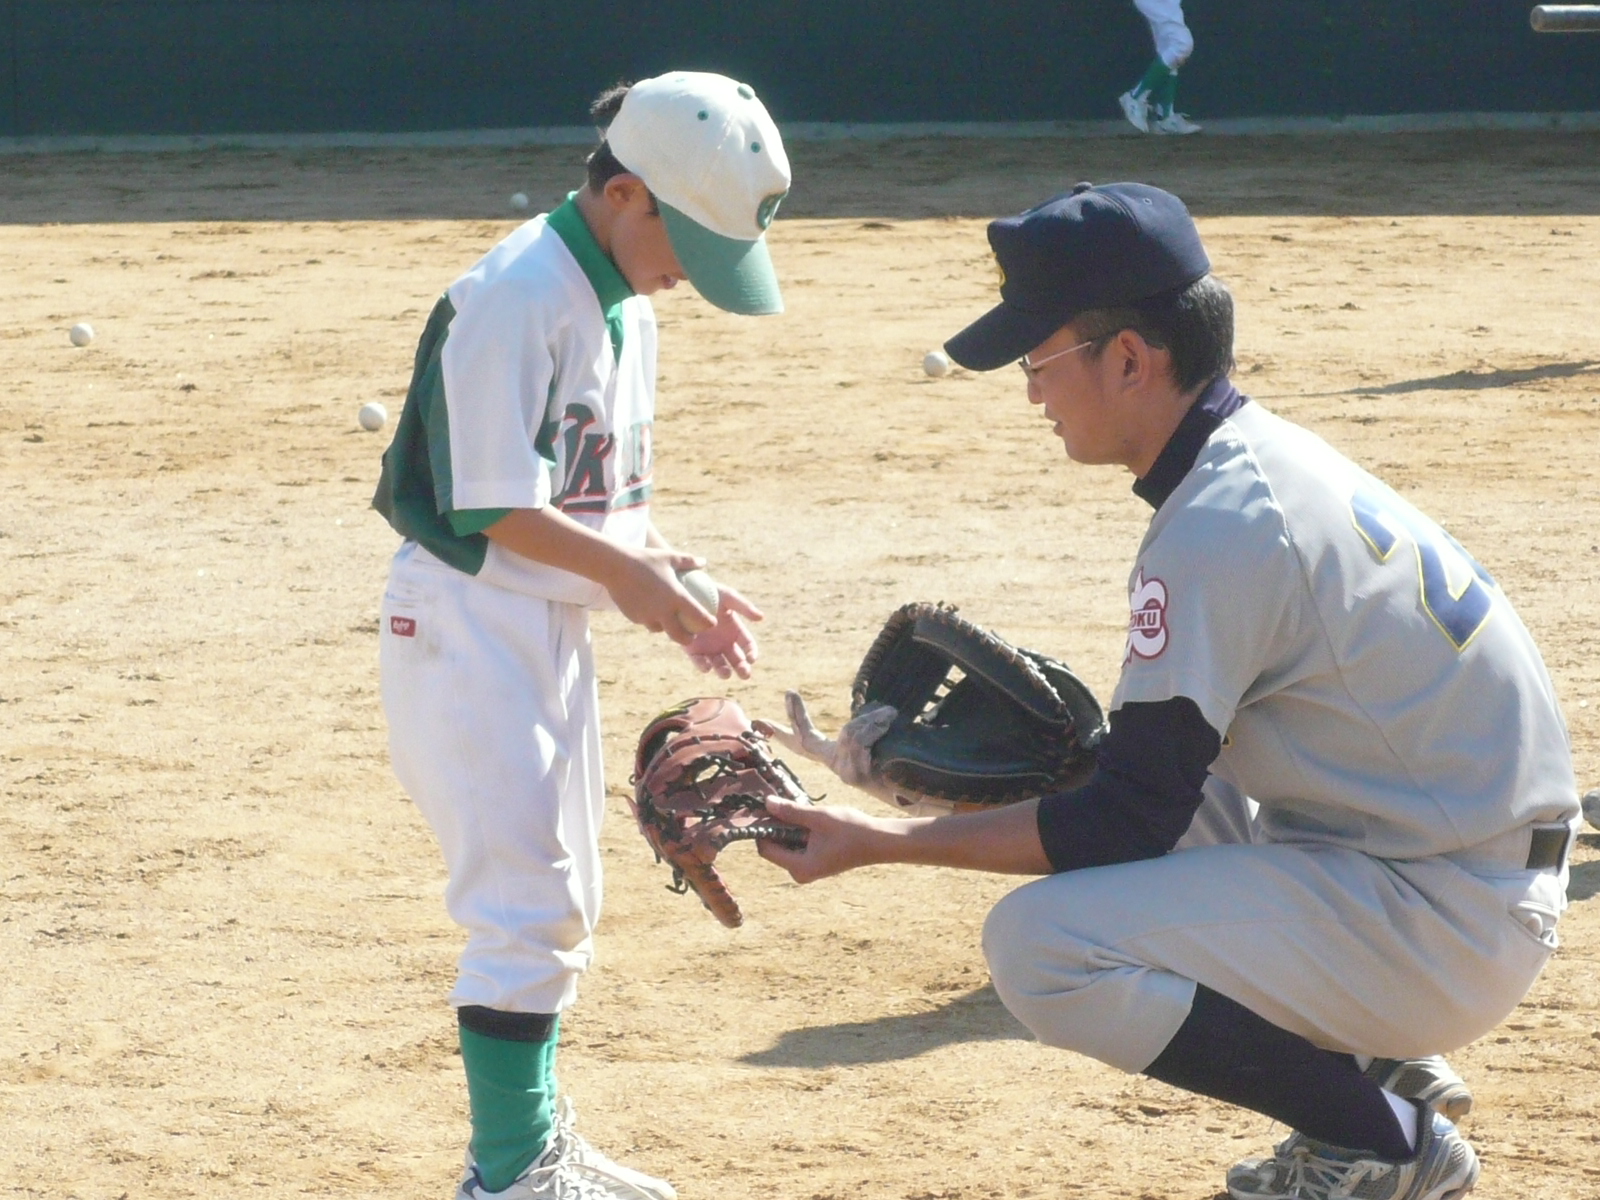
xmin=602 ymin=173 xmax=650 ymax=210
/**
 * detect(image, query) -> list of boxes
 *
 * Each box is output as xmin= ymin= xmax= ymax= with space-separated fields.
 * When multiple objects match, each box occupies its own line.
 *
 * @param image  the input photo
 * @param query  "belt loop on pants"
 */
xmin=1443 ymin=820 xmax=1574 ymax=874
xmin=1525 ymin=822 xmax=1573 ymax=872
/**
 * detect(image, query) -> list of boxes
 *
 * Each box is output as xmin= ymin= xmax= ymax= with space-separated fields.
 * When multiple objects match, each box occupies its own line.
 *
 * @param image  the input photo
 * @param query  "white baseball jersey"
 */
xmin=374 ymin=198 xmax=656 ymax=606
xmin=1113 ymin=400 xmax=1577 ymax=860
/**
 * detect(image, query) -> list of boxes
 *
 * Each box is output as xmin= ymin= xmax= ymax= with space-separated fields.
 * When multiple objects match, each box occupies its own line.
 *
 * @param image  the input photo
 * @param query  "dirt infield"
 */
xmin=2 ymin=132 xmax=1598 ymax=1200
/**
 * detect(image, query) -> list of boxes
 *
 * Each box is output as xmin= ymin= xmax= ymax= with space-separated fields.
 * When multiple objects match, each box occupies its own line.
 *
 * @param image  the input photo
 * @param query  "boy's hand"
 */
xmin=757 ymin=691 xmax=896 ymax=788
xmin=606 ymin=547 xmax=717 ymax=644
xmin=684 ymin=585 xmax=764 ymax=679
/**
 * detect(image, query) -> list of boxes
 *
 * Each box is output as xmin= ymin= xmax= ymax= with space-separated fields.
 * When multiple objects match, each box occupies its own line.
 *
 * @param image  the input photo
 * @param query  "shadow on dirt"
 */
xmin=1334 ymin=361 xmax=1600 ymax=397
xmin=738 ymin=984 xmax=1030 ymax=1068
xmin=1568 ymin=859 xmax=1600 ymax=904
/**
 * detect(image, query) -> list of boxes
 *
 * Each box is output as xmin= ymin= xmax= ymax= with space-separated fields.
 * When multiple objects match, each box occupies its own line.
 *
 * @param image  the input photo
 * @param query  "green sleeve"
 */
xmin=447 ymin=507 xmax=514 ymax=537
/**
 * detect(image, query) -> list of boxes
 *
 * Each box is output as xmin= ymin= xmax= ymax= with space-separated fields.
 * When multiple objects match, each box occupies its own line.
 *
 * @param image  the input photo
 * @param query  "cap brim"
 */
xmin=944 ymin=302 xmax=1067 ymax=372
xmin=660 ymin=202 xmax=783 ymax=315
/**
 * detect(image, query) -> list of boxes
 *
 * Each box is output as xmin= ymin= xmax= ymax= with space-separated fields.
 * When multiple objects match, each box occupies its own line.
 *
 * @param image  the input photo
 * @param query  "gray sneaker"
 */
xmin=1365 ymin=1056 xmax=1473 ymax=1123
xmin=1226 ymin=1110 xmax=1479 ymax=1200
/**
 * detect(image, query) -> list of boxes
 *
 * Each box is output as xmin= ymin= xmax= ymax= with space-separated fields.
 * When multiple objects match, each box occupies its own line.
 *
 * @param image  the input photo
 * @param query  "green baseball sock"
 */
xmin=1132 ymin=56 xmax=1174 ymax=99
xmin=545 ymin=1019 xmax=561 ymax=1100
xmin=458 ymin=1009 xmax=561 ymax=1194
xmin=1152 ymin=68 xmax=1180 ymax=117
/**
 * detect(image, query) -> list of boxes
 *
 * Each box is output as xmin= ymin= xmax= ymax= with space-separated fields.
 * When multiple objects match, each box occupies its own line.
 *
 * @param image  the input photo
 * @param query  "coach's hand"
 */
xmin=757 ymin=797 xmax=894 ymax=883
xmin=683 ymin=585 xmax=763 ymax=679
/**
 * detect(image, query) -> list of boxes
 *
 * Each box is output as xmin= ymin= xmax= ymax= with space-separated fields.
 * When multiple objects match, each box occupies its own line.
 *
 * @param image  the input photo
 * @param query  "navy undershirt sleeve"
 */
xmin=1035 ymin=696 xmax=1222 ymax=873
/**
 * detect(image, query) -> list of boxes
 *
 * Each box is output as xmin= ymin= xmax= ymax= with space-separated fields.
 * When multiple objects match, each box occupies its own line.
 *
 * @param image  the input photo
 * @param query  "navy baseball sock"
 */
xmin=1143 ymin=984 xmax=1415 ymax=1160
xmin=458 ymin=1007 xmax=561 ymax=1193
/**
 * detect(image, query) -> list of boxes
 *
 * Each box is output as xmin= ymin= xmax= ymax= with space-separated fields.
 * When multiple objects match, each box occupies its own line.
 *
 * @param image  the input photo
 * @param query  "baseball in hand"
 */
xmin=358 ymin=402 xmax=388 ymax=432
xmin=677 ymin=568 xmax=720 ymax=614
xmin=69 ymin=322 xmax=95 ymax=347
xmin=510 ymin=192 xmax=530 ymax=211
xmin=923 ymin=349 xmax=951 ymax=377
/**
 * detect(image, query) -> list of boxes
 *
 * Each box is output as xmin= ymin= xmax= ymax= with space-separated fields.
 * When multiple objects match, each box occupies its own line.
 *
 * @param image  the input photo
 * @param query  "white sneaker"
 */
xmin=456 ymin=1153 xmax=659 ymax=1200
xmin=1118 ymin=89 xmax=1150 ymax=133
xmin=1149 ymin=109 xmax=1202 ymax=135
xmin=544 ymin=1098 xmax=676 ymax=1200
xmin=1227 ymin=1110 xmax=1479 ymax=1200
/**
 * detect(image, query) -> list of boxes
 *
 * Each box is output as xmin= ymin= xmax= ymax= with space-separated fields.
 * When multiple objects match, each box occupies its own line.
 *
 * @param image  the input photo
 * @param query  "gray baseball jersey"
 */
xmin=1112 ymin=400 xmax=1577 ymax=860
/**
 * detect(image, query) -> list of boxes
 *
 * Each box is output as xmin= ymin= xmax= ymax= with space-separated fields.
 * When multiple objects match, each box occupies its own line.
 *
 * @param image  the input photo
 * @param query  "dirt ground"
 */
xmin=3 ymin=131 xmax=1599 ymax=1200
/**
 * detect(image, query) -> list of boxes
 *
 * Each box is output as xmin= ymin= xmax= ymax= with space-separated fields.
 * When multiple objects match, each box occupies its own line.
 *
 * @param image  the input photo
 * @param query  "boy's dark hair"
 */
xmin=1075 ymin=273 xmax=1235 ymax=393
xmin=585 ymin=82 xmax=634 ymax=193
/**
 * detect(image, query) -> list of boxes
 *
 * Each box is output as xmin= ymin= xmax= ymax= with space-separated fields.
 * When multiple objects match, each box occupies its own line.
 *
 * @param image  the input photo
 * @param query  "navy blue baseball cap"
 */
xmin=944 ymin=182 xmax=1210 ymax=371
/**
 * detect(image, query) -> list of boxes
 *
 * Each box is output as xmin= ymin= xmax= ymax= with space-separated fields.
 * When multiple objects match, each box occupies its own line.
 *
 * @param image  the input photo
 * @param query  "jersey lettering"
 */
xmin=1349 ymin=487 xmax=1495 ymax=651
xmin=614 ymin=419 xmax=654 ymax=510
xmin=547 ymin=404 xmax=613 ymax=515
xmin=541 ymin=403 xmax=654 ymax=516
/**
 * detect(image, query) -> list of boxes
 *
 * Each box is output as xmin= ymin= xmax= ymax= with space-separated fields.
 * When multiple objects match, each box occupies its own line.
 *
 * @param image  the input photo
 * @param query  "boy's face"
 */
xmin=603 ymin=176 xmax=687 ymax=296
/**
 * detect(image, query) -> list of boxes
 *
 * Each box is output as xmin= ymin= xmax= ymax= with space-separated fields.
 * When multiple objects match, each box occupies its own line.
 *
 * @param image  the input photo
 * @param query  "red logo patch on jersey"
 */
xmin=1125 ymin=570 xmax=1169 ymax=660
xmin=389 ymin=616 xmax=417 ymax=638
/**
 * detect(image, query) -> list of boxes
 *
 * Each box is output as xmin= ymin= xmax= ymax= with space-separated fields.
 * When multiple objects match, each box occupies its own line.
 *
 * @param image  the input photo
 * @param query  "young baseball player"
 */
xmin=371 ymin=72 xmax=791 ymax=1200
xmin=1117 ymin=0 xmax=1201 ymax=135
xmin=759 ymin=183 xmax=1578 ymax=1200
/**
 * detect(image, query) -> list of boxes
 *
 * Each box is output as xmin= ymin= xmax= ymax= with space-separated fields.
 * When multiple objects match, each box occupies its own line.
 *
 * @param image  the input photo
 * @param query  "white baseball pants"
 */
xmin=1132 ymin=0 xmax=1194 ymax=69
xmin=985 ymin=790 xmax=1563 ymax=1073
xmin=380 ymin=543 xmax=605 ymax=1014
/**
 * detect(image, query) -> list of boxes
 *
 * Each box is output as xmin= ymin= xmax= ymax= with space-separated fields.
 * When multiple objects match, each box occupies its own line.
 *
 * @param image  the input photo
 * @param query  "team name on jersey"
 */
xmin=540 ymin=403 xmax=654 ymax=516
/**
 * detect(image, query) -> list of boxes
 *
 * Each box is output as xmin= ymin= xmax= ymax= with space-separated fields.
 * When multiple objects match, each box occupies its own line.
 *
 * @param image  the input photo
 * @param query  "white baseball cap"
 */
xmin=605 ymin=71 xmax=791 ymax=315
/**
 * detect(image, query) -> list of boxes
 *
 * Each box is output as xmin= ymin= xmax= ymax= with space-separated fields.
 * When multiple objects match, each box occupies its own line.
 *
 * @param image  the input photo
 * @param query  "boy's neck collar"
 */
xmin=548 ymin=193 xmax=634 ymax=311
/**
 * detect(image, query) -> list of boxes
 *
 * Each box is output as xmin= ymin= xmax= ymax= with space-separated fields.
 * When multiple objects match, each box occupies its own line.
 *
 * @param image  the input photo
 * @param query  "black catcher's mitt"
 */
xmin=850 ymin=602 xmax=1106 ymax=808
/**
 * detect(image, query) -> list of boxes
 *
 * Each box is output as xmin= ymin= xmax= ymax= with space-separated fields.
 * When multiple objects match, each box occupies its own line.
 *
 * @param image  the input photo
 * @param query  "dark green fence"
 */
xmin=1 ymin=1 xmax=1595 ymax=138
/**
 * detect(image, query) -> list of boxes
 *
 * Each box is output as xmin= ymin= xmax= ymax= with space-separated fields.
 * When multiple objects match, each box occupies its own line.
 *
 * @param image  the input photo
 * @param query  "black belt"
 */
xmin=1526 ymin=823 xmax=1573 ymax=871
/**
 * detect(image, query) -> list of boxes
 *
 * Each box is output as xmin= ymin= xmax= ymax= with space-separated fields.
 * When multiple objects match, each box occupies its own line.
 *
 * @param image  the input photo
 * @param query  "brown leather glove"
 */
xmin=630 ymin=697 xmax=812 ymax=928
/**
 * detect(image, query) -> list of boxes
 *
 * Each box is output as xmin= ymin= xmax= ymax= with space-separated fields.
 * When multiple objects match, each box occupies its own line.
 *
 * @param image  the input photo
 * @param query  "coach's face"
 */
xmin=1024 ymin=323 xmax=1125 ymax=466
xmin=1024 ymin=322 xmax=1179 ymax=477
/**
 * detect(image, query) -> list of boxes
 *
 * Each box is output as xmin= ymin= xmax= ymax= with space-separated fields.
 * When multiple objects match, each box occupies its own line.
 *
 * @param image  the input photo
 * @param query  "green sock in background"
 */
xmin=1151 ymin=67 xmax=1180 ymax=116
xmin=459 ymin=1018 xmax=560 ymax=1193
xmin=1133 ymin=57 xmax=1174 ymax=100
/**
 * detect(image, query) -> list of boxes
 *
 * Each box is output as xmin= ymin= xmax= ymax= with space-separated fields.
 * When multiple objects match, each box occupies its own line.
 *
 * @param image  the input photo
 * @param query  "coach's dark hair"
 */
xmin=1076 ymin=273 xmax=1235 ymax=393
xmin=585 ymin=81 xmax=634 ymax=193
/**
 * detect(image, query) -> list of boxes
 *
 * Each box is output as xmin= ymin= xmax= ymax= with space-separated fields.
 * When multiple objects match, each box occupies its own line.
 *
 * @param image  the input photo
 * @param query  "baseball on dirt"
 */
xmin=358 ymin=401 xmax=388 ymax=432
xmin=1583 ymin=789 xmax=1600 ymax=832
xmin=510 ymin=192 xmax=530 ymax=211
xmin=923 ymin=349 xmax=951 ymax=377
xmin=69 ymin=322 xmax=95 ymax=347
xmin=677 ymin=568 xmax=720 ymax=614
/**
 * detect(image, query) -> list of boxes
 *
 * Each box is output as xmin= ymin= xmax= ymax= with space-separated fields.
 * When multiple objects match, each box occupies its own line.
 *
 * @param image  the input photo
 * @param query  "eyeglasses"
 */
xmin=1018 ymin=338 xmax=1094 ymax=380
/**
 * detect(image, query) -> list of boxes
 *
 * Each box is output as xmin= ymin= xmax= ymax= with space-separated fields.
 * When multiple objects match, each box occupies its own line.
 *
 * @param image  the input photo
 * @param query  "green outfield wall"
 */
xmin=0 ymin=1 xmax=1595 ymax=138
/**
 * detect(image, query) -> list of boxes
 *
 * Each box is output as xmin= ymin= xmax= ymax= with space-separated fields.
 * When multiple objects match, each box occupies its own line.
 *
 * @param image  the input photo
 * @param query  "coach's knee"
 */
xmin=981 ymin=883 xmax=1085 ymax=1042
